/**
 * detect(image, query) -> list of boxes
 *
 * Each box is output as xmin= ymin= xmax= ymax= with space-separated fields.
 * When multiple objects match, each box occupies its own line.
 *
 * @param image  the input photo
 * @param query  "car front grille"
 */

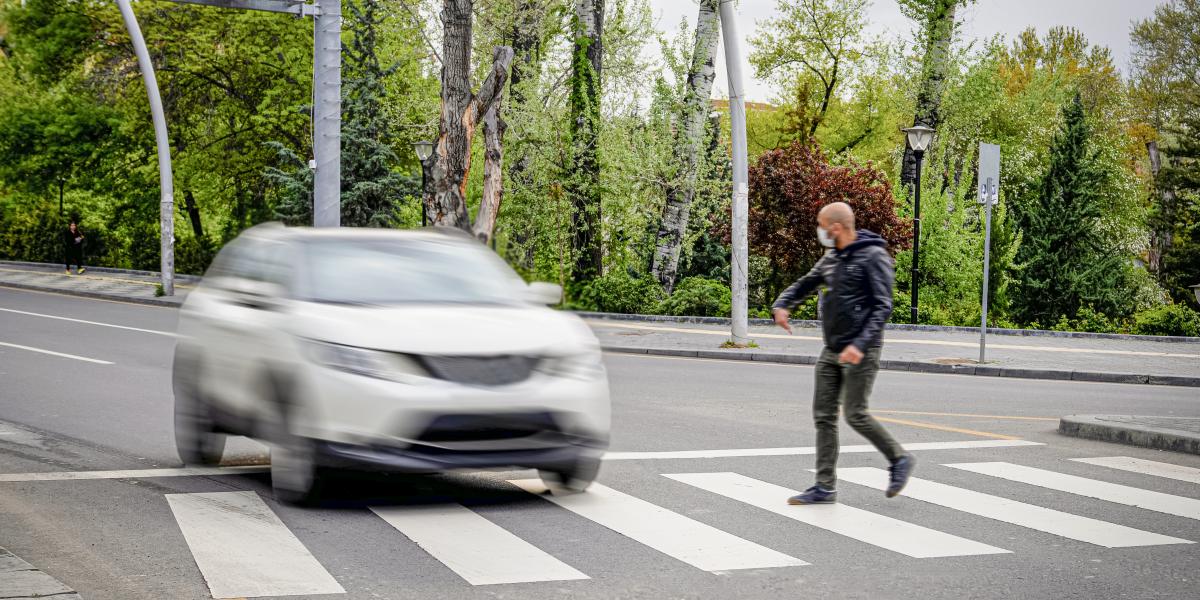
xmin=416 ymin=354 xmax=539 ymax=386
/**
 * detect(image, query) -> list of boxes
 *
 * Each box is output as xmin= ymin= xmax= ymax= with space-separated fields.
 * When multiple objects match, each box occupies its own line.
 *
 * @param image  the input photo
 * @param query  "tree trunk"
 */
xmin=1147 ymin=140 xmax=1176 ymax=276
xmin=650 ymin=0 xmax=720 ymax=292
xmin=568 ymin=0 xmax=604 ymax=282
xmin=184 ymin=189 xmax=204 ymax=240
xmin=429 ymin=0 xmax=513 ymax=231
xmin=474 ymin=97 xmax=505 ymax=244
xmin=901 ymin=0 xmax=957 ymax=188
xmin=507 ymin=0 xmax=544 ymax=268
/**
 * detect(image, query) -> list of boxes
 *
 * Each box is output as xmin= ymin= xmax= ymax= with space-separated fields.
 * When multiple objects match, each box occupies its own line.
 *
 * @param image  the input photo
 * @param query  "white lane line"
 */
xmin=589 ymin=321 xmax=1200 ymax=359
xmin=602 ymin=439 xmax=1043 ymax=461
xmin=508 ymin=479 xmax=807 ymax=572
xmin=371 ymin=504 xmax=588 ymax=585
xmin=836 ymin=467 xmax=1191 ymax=548
xmin=0 ymin=307 xmax=175 ymax=336
xmin=667 ymin=472 xmax=1008 ymax=558
xmin=0 ymin=341 xmax=113 ymax=364
xmin=1071 ymin=457 xmax=1200 ymax=485
xmin=0 ymin=466 xmax=268 ymax=482
xmin=947 ymin=462 xmax=1200 ymax=521
xmin=165 ymin=491 xmax=344 ymax=598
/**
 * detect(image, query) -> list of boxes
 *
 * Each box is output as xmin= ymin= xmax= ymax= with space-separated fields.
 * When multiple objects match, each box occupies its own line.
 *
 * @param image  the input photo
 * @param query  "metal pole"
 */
xmin=58 ymin=178 xmax=64 ymax=217
xmin=979 ymin=184 xmax=993 ymax=364
xmin=909 ymin=149 xmax=923 ymax=324
xmin=719 ymin=0 xmax=749 ymax=345
xmin=420 ymin=163 xmax=428 ymax=227
xmin=116 ymin=0 xmax=174 ymax=296
xmin=312 ymin=0 xmax=341 ymax=227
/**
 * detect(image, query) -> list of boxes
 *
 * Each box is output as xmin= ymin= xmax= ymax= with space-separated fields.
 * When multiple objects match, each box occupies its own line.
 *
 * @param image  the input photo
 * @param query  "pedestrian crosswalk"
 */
xmin=128 ymin=455 xmax=1200 ymax=597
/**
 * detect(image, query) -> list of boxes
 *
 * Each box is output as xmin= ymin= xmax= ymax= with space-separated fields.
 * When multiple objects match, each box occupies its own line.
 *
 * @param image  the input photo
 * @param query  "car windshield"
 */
xmin=299 ymin=237 xmax=525 ymax=305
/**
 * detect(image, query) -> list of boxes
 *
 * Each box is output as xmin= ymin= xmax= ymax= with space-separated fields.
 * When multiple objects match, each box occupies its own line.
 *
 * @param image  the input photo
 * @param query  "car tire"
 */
xmin=173 ymin=350 xmax=226 ymax=466
xmin=271 ymin=437 xmax=327 ymax=506
xmin=538 ymin=455 xmax=601 ymax=493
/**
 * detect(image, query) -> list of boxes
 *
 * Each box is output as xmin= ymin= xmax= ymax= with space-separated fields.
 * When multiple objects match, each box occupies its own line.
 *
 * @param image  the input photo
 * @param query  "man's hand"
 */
xmin=772 ymin=308 xmax=793 ymax=334
xmin=838 ymin=344 xmax=864 ymax=365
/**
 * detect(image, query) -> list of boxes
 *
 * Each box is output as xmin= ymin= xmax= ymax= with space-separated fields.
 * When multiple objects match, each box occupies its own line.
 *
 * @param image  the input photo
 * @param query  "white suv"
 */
xmin=173 ymin=225 xmax=610 ymax=503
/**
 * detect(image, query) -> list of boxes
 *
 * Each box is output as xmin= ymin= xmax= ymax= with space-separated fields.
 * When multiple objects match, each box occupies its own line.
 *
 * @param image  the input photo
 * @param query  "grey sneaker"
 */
xmin=788 ymin=485 xmax=837 ymax=505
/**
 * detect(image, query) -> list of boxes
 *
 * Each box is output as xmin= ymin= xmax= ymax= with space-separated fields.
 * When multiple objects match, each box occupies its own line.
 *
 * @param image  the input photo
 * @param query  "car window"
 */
xmin=297 ymin=238 xmax=524 ymax=305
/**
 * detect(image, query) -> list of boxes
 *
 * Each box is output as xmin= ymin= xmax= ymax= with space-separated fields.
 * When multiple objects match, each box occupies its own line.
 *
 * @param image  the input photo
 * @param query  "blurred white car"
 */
xmin=173 ymin=224 xmax=610 ymax=503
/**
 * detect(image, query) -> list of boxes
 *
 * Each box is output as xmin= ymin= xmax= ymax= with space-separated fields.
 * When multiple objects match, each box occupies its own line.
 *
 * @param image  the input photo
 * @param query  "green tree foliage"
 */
xmin=1011 ymin=94 xmax=1138 ymax=324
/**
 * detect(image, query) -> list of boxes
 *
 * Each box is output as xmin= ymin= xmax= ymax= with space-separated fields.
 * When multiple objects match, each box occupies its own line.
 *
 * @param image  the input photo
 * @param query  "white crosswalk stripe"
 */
xmin=508 ymin=479 xmax=808 ymax=571
xmin=836 ymin=467 xmax=1192 ymax=548
xmin=165 ymin=491 xmax=345 ymax=598
xmin=1071 ymin=456 xmax=1200 ymax=485
xmin=666 ymin=472 xmax=1009 ymax=558
xmin=370 ymin=503 xmax=589 ymax=585
xmin=946 ymin=462 xmax=1200 ymax=521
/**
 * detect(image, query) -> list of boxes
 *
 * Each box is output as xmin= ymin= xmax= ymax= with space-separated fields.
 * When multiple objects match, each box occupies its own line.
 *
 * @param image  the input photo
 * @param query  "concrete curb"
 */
xmin=576 ymin=311 xmax=1200 ymax=344
xmin=1059 ymin=414 xmax=1200 ymax=455
xmin=0 ymin=280 xmax=183 ymax=307
xmin=600 ymin=345 xmax=1200 ymax=387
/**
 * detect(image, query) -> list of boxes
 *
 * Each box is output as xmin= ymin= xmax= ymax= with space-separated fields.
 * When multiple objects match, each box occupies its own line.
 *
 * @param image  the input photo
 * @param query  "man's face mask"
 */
xmin=817 ymin=225 xmax=836 ymax=248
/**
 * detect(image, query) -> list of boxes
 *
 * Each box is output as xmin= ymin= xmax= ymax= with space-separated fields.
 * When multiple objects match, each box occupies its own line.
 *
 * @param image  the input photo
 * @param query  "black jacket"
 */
xmin=772 ymin=229 xmax=895 ymax=352
xmin=64 ymin=228 xmax=84 ymax=247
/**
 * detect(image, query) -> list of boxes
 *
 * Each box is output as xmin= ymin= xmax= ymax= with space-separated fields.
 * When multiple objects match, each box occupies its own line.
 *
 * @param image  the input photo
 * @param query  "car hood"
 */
xmin=288 ymin=303 xmax=599 ymax=356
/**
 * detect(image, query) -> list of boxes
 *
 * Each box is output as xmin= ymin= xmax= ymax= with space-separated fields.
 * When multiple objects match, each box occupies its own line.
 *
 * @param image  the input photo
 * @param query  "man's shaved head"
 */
xmin=818 ymin=202 xmax=855 ymax=230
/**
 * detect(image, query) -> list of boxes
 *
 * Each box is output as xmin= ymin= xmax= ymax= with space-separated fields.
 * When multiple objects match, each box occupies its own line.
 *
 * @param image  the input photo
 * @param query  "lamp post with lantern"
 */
xmin=412 ymin=140 xmax=433 ymax=227
xmin=901 ymin=125 xmax=934 ymax=324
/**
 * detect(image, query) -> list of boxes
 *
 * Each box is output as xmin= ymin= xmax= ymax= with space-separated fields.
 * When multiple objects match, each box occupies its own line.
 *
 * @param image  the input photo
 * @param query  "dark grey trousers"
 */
xmin=813 ymin=346 xmax=905 ymax=489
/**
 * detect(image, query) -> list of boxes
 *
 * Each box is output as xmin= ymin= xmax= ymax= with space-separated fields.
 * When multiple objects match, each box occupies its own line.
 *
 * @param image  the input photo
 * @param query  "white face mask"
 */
xmin=817 ymin=226 xmax=836 ymax=248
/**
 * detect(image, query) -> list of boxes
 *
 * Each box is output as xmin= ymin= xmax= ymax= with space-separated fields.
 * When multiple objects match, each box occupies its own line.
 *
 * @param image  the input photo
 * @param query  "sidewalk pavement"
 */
xmin=0 ymin=261 xmax=193 ymax=306
xmin=1059 ymin=415 xmax=1200 ymax=455
xmin=2 ymin=260 xmax=1198 ymax=386
xmin=0 ymin=546 xmax=81 ymax=600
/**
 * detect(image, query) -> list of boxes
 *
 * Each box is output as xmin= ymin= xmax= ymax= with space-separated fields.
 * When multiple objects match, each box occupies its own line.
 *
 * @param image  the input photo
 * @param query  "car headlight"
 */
xmin=538 ymin=349 xmax=605 ymax=380
xmin=302 ymin=340 xmax=426 ymax=383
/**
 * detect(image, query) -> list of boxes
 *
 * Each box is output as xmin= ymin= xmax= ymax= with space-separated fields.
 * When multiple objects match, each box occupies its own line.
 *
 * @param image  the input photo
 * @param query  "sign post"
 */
xmin=977 ymin=142 xmax=1000 ymax=363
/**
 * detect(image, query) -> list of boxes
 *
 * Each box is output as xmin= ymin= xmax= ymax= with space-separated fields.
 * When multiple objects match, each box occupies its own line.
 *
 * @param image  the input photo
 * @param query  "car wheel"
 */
xmin=173 ymin=351 xmax=226 ymax=466
xmin=538 ymin=455 xmax=601 ymax=493
xmin=271 ymin=437 xmax=326 ymax=505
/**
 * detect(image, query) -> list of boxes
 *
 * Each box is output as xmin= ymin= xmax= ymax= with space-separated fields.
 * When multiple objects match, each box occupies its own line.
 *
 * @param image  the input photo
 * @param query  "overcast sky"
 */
xmin=644 ymin=0 xmax=1166 ymax=103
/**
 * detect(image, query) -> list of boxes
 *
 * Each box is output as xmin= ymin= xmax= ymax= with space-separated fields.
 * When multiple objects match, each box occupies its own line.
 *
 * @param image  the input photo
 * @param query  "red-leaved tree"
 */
xmin=718 ymin=140 xmax=911 ymax=301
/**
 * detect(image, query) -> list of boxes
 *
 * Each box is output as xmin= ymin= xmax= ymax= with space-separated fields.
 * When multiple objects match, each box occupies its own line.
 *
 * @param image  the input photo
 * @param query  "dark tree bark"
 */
xmin=428 ymin=0 xmax=513 ymax=231
xmin=184 ymin=189 xmax=204 ymax=240
xmin=507 ymin=0 xmax=545 ymax=268
xmin=1147 ymin=140 xmax=1177 ymax=276
xmin=567 ymin=0 xmax=604 ymax=282
xmin=650 ymin=0 xmax=720 ymax=292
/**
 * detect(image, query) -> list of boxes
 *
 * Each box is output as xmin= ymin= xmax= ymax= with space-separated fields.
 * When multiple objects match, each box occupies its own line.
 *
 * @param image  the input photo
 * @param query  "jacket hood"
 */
xmin=838 ymin=229 xmax=886 ymax=255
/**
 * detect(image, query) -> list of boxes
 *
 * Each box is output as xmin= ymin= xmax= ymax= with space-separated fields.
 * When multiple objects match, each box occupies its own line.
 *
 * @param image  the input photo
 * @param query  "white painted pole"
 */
xmin=719 ymin=0 xmax=748 ymax=345
xmin=116 ymin=0 xmax=174 ymax=296
xmin=979 ymin=183 xmax=993 ymax=364
xmin=312 ymin=0 xmax=341 ymax=227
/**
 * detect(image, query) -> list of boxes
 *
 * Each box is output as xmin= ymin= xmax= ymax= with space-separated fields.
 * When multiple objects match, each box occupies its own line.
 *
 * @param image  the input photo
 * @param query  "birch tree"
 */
xmin=649 ymin=0 xmax=720 ymax=292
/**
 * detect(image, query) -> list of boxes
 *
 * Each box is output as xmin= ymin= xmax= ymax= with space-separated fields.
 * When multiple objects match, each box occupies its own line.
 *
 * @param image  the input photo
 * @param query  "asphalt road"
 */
xmin=1 ymin=287 xmax=1198 ymax=600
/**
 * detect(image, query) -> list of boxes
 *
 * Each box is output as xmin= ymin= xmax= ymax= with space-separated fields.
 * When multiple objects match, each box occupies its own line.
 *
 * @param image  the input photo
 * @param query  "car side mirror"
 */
xmin=527 ymin=281 xmax=562 ymax=305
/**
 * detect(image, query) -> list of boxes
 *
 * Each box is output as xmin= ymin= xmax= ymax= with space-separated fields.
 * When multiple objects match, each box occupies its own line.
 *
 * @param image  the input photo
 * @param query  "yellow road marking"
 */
xmin=589 ymin=320 xmax=1200 ymax=359
xmin=872 ymin=416 xmax=1022 ymax=440
xmin=872 ymin=410 xmax=1060 ymax=422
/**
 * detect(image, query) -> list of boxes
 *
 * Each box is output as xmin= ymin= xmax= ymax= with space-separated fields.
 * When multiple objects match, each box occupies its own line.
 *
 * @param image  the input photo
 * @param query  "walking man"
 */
xmin=64 ymin=220 xmax=86 ymax=275
xmin=771 ymin=201 xmax=913 ymax=504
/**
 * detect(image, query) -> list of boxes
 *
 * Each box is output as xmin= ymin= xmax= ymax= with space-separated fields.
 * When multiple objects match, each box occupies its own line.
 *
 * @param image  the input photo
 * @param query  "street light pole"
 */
xmin=58 ymin=177 xmax=65 ymax=218
xmin=901 ymin=125 xmax=934 ymax=325
xmin=910 ymin=148 xmax=923 ymax=324
xmin=412 ymin=140 xmax=434 ymax=227
xmin=720 ymin=0 xmax=749 ymax=346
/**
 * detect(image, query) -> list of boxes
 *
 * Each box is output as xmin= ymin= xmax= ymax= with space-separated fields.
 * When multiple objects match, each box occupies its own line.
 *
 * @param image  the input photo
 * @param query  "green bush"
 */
xmin=658 ymin=277 xmax=731 ymax=317
xmin=1049 ymin=305 xmax=1125 ymax=334
xmin=175 ymin=235 xmax=217 ymax=276
xmin=573 ymin=271 xmax=665 ymax=314
xmin=1131 ymin=304 xmax=1200 ymax=337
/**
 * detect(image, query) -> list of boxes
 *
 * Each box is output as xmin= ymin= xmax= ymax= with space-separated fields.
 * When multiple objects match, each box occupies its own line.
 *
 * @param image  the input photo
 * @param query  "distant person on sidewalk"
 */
xmin=771 ymin=201 xmax=913 ymax=505
xmin=64 ymin=220 xmax=85 ymax=275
